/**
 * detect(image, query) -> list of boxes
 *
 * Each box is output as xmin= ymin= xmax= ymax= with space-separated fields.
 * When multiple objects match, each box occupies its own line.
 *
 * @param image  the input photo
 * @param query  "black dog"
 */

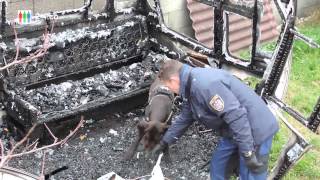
xmin=123 ymin=77 xmax=174 ymax=160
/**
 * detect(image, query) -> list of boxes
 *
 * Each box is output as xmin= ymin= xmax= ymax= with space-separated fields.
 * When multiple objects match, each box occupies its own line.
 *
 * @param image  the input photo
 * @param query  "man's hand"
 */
xmin=243 ymin=152 xmax=264 ymax=173
xmin=152 ymin=141 xmax=168 ymax=159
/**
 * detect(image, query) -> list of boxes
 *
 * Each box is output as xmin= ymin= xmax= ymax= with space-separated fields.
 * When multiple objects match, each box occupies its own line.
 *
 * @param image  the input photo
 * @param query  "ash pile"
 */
xmin=8 ymin=108 xmax=218 ymax=180
xmin=16 ymin=52 xmax=164 ymax=114
xmin=0 ymin=106 xmax=11 ymax=154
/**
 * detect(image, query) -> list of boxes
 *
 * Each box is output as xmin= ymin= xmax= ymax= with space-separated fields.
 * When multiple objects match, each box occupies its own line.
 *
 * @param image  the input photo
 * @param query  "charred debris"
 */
xmin=0 ymin=0 xmax=319 ymax=179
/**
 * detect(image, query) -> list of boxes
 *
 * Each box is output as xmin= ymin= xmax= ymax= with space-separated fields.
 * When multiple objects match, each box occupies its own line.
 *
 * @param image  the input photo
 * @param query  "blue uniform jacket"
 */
xmin=162 ymin=64 xmax=279 ymax=153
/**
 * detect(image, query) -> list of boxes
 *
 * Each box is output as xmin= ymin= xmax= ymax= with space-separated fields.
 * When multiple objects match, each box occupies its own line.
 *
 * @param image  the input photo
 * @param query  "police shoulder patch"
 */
xmin=209 ymin=95 xmax=224 ymax=112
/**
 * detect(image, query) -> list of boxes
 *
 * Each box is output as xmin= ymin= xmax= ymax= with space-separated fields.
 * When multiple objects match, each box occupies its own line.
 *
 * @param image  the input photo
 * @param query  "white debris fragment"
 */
xmin=11 ymin=102 xmax=15 ymax=110
xmin=126 ymin=112 xmax=135 ymax=117
xmin=123 ymin=72 xmax=130 ymax=78
xmin=160 ymin=46 xmax=169 ymax=52
xmin=129 ymin=63 xmax=137 ymax=69
xmin=287 ymin=143 xmax=304 ymax=162
xmin=148 ymin=12 xmax=158 ymax=18
xmin=133 ymin=117 xmax=140 ymax=122
xmin=109 ymin=129 xmax=118 ymax=136
xmin=35 ymin=151 xmax=43 ymax=159
xmin=97 ymin=172 xmax=124 ymax=180
xmin=169 ymin=51 xmax=177 ymax=56
xmin=123 ymin=21 xmax=135 ymax=27
xmin=80 ymin=96 xmax=89 ymax=105
xmin=150 ymin=153 xmax=164 ymax=180
xmin=60 ymin=82 xmax=73 ymax=91
xmin=136 ymin=39 xmax=147 ymax=47
xmin=109 ymin=70 xmax=119 ymax=80
xmin=144 ymin=71 xmax=152 ymax=77
xmin=112 ymin=147 xmax=124 ymax=151
xmin=96 ymin=30 xmax=111 ymax=38
xmin=149 ymin=38 xmax=158 ymax=43
xmin=46 ymin=148 xmax=55 ymax=156
xmin=118 ymin=7 xmax=134 ymax=14
xmin=99 ymin=137 xmax=107 ymax=143
xmin=84 ymin=148 xmax=89 ymax=154
xmin=124 ymin=81 xmax=133 ymax=89
xmin=0 ymin=42 xmax=7 ymax=50
xmin=86 ymin=119 xmax=94 ymax=124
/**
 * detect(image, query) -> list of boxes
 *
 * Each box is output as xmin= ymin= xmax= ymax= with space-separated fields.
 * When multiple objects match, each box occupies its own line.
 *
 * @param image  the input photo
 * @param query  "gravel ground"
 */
xmin=7 ymin=108 xmax=219 ymax=180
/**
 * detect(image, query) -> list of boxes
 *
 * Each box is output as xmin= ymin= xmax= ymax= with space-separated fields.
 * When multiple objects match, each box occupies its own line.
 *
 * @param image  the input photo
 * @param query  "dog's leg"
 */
xmin=123 ymin=121 xmax=147 ymax=160
xmin=163 ymin=144 xmax=172 ymax=164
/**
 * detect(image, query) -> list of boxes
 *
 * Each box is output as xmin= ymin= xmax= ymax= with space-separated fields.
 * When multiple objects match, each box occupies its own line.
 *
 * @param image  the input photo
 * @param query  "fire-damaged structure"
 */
xmin=0 ymin=0 xmax=319 ymax=179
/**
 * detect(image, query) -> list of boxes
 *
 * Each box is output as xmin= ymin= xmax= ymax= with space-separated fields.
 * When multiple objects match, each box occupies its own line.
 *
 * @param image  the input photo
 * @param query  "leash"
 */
xmin=164 ymin=96 xmax=180 ymax=125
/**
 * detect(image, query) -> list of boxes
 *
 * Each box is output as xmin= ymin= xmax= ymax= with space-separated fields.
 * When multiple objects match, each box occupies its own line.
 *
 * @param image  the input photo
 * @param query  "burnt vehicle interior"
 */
xmin=0 ymin=0 xmax=319 ymax=179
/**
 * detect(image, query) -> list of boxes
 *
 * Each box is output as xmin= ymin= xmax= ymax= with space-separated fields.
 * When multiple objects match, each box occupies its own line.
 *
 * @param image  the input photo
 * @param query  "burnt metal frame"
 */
xmin=152 ymin=0 xmax=267 ymax=75
xmin=261 ymin=0 xmax=320 ymax=134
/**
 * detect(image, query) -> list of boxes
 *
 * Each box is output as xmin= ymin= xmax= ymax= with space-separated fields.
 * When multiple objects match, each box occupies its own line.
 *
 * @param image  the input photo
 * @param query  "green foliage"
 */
xmin=243 ymin=76 xmax=260 ymax=89
xmin=285 ymin=24 xmax=320 ymax=116
xmin=269 ymin=121 xmax=291 ymax=169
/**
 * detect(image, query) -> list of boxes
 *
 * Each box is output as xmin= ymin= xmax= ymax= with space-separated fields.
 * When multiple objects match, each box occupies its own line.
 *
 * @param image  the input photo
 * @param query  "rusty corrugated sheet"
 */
xmin=187 ymin=0 xmax=278 ymax=52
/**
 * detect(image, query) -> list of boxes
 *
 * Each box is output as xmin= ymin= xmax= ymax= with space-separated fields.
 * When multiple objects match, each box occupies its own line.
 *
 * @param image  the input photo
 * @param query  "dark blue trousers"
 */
xmin=210 ymin=136 xmax=273 ymax=180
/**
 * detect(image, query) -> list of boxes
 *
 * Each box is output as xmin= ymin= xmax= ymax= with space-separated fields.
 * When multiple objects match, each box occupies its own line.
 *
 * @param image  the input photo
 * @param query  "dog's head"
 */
xmin=138 ymin=119 xmax=168 ymax=151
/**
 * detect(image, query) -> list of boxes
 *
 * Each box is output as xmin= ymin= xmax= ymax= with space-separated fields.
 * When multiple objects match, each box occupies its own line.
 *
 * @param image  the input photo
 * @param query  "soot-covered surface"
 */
xmin=9 ymin=109 xmax=218 ymax=180
xmin=17 ymin=52 xmax=165 ymax=114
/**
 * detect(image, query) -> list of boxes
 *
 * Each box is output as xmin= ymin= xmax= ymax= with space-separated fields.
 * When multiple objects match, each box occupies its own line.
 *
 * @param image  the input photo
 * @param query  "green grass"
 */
xmin=238 ymin=40 xmax=277 ymax=61
xmin=285 ymin=23 xmax=320 ymax=116
xmin=268 ymin=121 xmax=292 ymax=169
xmin=243 ymin=76 xmax=261 ymax=89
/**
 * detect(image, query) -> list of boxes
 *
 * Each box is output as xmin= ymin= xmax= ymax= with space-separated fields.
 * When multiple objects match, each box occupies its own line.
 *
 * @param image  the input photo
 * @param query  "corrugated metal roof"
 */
xmin=187 ymin=0 xmax=278 ymax=52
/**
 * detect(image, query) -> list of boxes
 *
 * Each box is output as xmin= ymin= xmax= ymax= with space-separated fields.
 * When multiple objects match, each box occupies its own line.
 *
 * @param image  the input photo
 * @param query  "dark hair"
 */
xmin=158 ymin=59 xmax=183 ymax=81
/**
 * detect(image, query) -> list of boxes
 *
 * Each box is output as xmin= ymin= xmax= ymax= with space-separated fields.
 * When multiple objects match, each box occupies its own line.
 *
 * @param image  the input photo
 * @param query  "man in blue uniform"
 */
xmin=154 ymin=60 xmax=279 ymax=179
